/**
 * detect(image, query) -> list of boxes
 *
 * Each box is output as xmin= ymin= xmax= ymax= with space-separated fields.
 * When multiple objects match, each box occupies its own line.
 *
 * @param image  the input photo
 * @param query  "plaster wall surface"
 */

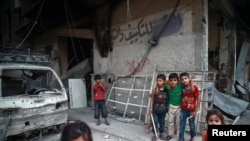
xmin=94 ymin=2 xmax=201 ymax=75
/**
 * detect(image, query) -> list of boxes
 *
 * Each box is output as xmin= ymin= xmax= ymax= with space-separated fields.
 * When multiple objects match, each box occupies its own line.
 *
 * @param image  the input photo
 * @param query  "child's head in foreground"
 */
xmin=206 ymin=108 xmax=225 ymax=125
xmin=61 ymin=120 xmax=93 ymax=141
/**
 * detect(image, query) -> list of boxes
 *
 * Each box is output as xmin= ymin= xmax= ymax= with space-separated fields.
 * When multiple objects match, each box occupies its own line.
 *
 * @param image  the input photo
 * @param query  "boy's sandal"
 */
xmin=144 ymin=123 xmax=150 ymax=133
xmin=145 ymin=127 xmax=150 ymax=133
xmin=151 ymin=135 xmax=157 ymax=141
xmin=174 ymin=128 xmax=177 ymax=135
xmin=159 ymin=134 xmax=166 ymax=140
xmin=105 ymin=121 xmax=110 ymax=126
xmin=166 ymin=135 xmax=172 ymax=140
xmin=189 ymin=138 xmax=194 ymax=141
xmin=96 ymin=121 xmax=101 ymax=126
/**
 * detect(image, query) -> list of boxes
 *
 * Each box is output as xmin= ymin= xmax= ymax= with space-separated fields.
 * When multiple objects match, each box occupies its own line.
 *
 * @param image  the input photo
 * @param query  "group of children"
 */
xmin=59 ymin=108 xmax=224 ymax=141
xmin=148 ymin=72 xmax=224 ymax=141
xmin=59 ymin=73 xmax=225 ymax=141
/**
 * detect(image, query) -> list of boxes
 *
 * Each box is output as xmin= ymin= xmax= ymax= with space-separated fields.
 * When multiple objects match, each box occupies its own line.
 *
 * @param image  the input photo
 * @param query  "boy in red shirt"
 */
xmin=178 ymin=72 xmax=200 ymax=141
xmin=93 ymin=74 xmax=110 ymax=126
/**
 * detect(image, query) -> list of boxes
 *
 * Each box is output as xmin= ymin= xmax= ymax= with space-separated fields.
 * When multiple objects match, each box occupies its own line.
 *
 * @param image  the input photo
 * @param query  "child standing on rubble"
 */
xmin=202 ymin=108 xmax=224 ymax=141
xmin=178 ymin=72 xmax=200 ymax=141
xmin=149 ymin=74 xmax=169 ymax=141
xmin=93 ymin=74 xmax=110 ymax=126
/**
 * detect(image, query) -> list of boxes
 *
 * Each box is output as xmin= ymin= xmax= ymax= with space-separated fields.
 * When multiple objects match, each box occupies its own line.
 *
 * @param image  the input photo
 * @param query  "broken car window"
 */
xmin=1 ymin=69 xmax=61 ymax=97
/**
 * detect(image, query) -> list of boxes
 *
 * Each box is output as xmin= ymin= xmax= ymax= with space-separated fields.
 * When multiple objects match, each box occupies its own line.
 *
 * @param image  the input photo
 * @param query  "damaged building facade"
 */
xmin=1 ymin=0 xmax=249 ymax=98
xmin=0 ymin=0 xmax=250 ymax=139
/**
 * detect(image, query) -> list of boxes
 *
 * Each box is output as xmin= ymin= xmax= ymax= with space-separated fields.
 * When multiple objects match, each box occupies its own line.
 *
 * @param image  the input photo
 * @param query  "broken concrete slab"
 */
xmin=213 ymin=87 xmax=249 ymax=117
xmin=233 ymin=109 xmax=250 ymax=125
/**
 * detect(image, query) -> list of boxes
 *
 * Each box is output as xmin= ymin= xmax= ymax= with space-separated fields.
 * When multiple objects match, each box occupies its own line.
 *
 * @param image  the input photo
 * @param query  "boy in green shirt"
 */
xmin=165 ymin=73 xmax=182 ymax=140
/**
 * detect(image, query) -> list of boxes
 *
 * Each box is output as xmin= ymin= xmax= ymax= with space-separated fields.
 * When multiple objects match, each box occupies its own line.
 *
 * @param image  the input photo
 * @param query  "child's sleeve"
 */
xmin=194 ymin=85 xmax=199 ymax=97
xmin=149 ymin=89 xmax=154 ymax=97
xmin=164 ymin=83 xmax=168 ymax=89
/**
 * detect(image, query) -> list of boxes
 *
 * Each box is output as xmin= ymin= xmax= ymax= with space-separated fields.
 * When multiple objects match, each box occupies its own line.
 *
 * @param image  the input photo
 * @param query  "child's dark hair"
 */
xmin=168 ymin=73 xmax=179 ymax=80
xmin=157 ymin=74 xmax=166 ymax=80
xmin=94 ymin=74 xmax=102 ymax=80
xmin=206 ymin=108 xmax=225 ymax=125
xmin=61 ymin=120 xmax=93 ymax=141
xmin=180 ymin=72 xmax=190 ymax=78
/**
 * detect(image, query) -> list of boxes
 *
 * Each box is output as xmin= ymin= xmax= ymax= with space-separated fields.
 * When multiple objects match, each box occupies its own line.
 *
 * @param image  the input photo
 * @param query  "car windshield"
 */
xmin=1 ymin=69 xmax=62 ymax=97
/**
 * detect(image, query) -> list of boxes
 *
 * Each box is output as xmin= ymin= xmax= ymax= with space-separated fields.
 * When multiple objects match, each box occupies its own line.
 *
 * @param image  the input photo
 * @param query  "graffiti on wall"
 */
xmin=112 ymin=18 xmax=152 ymax=44
xmin=126 ymin=58 xmax=150 ymax=73
xmin=112 ymin=13 xmax=182 ymax=44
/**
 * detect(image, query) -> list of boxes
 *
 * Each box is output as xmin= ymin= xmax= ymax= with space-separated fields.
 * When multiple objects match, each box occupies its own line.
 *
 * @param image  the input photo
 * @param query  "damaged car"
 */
xmin=0 ymin=64 xmax=68 ymax=139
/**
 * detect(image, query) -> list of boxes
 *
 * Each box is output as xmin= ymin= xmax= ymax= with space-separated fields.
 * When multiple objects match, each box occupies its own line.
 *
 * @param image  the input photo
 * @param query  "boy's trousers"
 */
xmin=167 ymin=104 xmax=180 ymax=136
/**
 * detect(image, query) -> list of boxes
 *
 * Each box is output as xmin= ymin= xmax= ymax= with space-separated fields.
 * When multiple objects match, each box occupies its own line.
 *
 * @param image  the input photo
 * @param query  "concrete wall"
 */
xmin=93 ymin=0 xmax=207 ymax=75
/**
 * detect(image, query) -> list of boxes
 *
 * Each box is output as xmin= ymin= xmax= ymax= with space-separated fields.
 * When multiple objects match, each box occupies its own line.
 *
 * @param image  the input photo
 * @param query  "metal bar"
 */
xmin=116 ymin=74 xmax=153 ymax=77
xmin=106 ymin=76 xmax=118 ymax=105
xmin=108 ymin=99 xmax=148 ymax=107
xmin=107 ymin=99 xmax=126 ymax=105
xmin=232 ymin=116 xmax=240 ymax=125
xmin=0 ymin=115 xmax=12 ymax=141
xmin=123 ymin=76 xmax=136 ymax=118
xmin=139 ymin=75 xmax=148 ymax=121
xmin=0 ymin=52 xmax=51 ymax=64
xmin=145 ymin=65 xmax=157 ymax=123
xmin=112 ymin=87 xmax=150 ymax=91
xmin=197 ymin=71 xmax=205 ymax=133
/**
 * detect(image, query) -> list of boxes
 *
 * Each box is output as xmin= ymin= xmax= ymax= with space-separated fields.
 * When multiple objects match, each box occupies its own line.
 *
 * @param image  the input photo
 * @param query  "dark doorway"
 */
xmin=66 ymin=37 xmax=94 ymax=106
xmin=67 ymin=38 xmax=93 ymax=70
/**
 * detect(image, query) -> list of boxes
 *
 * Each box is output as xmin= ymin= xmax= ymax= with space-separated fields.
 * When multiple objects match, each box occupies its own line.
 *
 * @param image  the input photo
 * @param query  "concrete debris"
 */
xmin=104 ymin=134 xmax=110 ymax=139
xmin=213 ymin=87 xmax=249 ymax=117
xmin=204 ymin=82 xmax=249 ymax=117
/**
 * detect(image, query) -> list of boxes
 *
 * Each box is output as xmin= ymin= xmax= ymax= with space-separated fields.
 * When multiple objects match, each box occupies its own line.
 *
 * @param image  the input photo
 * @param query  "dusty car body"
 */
xmin=0 ymin=64 xmax=68 ymax=137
